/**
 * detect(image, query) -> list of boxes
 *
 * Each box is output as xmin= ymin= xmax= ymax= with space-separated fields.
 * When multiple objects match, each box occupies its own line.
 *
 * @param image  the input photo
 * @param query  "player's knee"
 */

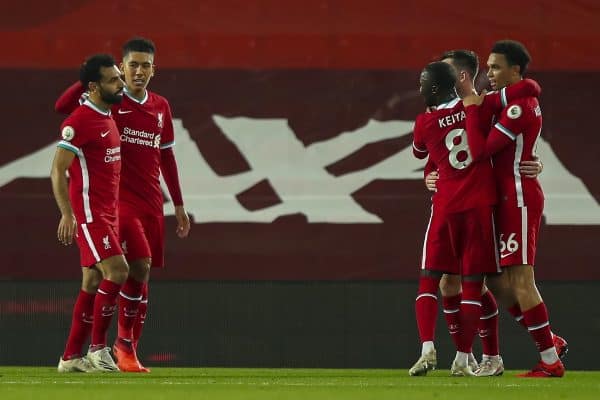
xmin=104 ymin=260 xmax=130 ymax=284
xmin=110 ymin=268 xmax=129 ymax=285
xmin=129 ymin=259 xmax=151 ymax=282
xmin=81 ymin=276 xmax=101 ymax=292
xmin=439 ymin=274 xmax=461 ymax=296
xmin=81 ymin=267 xmax=102 ymax=292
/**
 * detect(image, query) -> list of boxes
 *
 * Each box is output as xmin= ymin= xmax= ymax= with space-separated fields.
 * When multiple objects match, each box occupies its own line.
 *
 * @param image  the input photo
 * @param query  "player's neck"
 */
xmin=506 ymin=77 xmax=523 ymax=87
xmin=126 ymin=86 xmax=147 ymax=101
xmin=87 ymin=94 xmax=111 ymax=113
xmin=436 ymin=93 xmax=457 ymax=106
xmin=457 ymin=85 xmax=477 ymax=99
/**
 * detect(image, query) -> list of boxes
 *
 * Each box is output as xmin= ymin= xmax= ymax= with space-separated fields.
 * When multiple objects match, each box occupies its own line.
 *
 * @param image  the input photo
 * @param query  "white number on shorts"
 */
xmin=445 ymin=129 xmax=472 ymax=170
xmin=499 ymin=233 xmax=519 ymax=253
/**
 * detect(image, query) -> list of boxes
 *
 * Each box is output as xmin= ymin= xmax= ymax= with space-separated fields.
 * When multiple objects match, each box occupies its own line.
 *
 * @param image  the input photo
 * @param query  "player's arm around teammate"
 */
xmin=461 ymin=41 xmax=565 ymax=377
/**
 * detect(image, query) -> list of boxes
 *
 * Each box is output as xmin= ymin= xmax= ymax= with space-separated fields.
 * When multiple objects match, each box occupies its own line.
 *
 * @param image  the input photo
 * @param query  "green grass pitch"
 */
xmin=1 ymin=367 xmax=598 ymax=400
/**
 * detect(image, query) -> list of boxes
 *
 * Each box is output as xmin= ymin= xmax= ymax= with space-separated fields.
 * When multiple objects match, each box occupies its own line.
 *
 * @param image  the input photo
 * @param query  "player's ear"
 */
xmin=88 ymin=81 xmax=98 ymax=93
xmin=431 ymin=84 xmax=438 ymax=94
xmin=512 ymin=64 xmax=522 ymax=78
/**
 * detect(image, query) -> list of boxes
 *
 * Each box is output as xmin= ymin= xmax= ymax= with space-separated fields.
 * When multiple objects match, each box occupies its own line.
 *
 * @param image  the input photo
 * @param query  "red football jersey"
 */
xmin=114 ymin=89 xmax=175 ymax=216
xmin=55 ymin=84 xmax=177 ymax=217
xmin=58 ymin=101 xmax=121 ymax=225
xmin=412 ymin=98 xmax=497 ymax=212
xmin=419 ymin=79 xmax=541 ymax=178
xmin=466 ymin=96 xmax=544 ymax=209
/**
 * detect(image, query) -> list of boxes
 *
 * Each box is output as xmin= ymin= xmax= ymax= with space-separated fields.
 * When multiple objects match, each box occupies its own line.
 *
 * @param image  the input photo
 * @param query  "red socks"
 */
xmin=117 ymin=277 xmax=144 ymax=341
xmin=442 ymin=294 xmax=461 ymax=350
xmin=133 ymin=283 xmax=149 ymax=349
xmin=415 ymin=277 xmax=439 ymax=343
xmin=479 ymin=290 xmax=499 ymax=356
xmin=91 ymin=279 xmax=121 ymax=348
xmin=457 ymin=280 xmax=483 ymax=353
xmin=62 ymin=290 xmax=95 ymax=360
xmin=522 ymin=302 xmax=554 ymax=352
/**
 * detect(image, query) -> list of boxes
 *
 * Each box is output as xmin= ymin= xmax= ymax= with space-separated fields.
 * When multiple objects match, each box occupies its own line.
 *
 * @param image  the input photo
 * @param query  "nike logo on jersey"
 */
xmin=118 ymin=109 xmax=133 ymax=114
xmin=500 ymin=252 xmax=515 ymax=259
xmin=100 ymin=130 xmax=110 ymax=138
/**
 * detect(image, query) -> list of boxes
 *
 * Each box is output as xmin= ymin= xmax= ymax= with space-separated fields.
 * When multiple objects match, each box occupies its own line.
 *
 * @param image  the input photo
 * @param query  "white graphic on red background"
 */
xmin=0 ymin=117 xmax=598 ymax=225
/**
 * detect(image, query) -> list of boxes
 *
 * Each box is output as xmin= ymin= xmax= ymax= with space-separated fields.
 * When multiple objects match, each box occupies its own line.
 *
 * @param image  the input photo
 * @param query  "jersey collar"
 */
xmin=124 ymin=87 xmax=148 ymax=105
xmin=83 ymin=99 xmax=111 ymax=116
xmin=436 ymin=97 xmax=461 ymax=110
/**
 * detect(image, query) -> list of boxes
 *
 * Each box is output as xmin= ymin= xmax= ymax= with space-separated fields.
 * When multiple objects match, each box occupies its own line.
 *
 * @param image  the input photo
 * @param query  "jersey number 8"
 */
xmin=445 ymin=129 xmax=472 ymax=170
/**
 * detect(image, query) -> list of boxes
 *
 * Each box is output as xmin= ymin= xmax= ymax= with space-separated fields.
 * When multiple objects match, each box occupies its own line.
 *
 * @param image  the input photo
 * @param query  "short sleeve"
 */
xmin=57 ymin=115 xmax=90 ymax=154
xmin=493 ymin=101 xmax=528 ymax=141
xmin=160 ymin=101 xmax=175 ymax=150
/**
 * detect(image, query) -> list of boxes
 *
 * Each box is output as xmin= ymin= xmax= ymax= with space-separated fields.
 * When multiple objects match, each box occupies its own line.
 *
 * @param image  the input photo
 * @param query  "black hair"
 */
xmin=491 ymin=40 xmax=531 ymax=75
xmin=439 ymin=49 xmax=479 ymax=79
xmin=122 ymin=37 xmax=156 ymax=58
xmin=79 ymin=54 xmax=116 ymax=88
xmin=424 ymin=61 xmax=457 ymax=93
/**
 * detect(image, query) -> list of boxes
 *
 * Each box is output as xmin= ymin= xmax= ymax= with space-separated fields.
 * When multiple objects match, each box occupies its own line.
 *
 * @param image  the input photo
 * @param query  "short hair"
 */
xmin=491 ymin=40 xmax=531 ymax=75
xmin=122 ymin=37 xmax=156 ymax=58
xmin=439 ymin=49 xmax=479 ymax=79
xmin=79 ymin=54 xmax=116 ymax=87
xmin=424 ymin=61 xmax=457 ymax=93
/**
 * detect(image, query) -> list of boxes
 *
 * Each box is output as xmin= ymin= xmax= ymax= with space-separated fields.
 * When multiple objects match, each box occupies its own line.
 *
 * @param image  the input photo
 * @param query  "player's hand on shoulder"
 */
xmin=425 ymin=171 xmax=439 ymax=192
xmin=463 ymin=90 xmax=486 ymax=107
xmin=57 ymin=213 xmax=77 ymax=245
xmin=174 ymin=205 xmax=191 ymax=238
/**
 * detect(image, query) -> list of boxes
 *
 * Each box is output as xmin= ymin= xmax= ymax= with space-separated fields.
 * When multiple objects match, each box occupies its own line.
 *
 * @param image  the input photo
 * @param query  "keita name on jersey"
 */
xmin=438 ymin=110 xmax=466 ymax=128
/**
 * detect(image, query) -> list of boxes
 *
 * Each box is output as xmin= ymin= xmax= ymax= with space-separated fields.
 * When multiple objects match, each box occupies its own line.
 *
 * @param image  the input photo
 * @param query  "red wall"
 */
xmin=1 ymin=0 xmax=600 ymax=69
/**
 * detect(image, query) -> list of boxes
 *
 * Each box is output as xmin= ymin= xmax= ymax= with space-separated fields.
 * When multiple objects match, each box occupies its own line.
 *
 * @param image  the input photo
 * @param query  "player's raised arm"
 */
xmin=50 ymin=147 xmax=77 ymax=245
xmin=55 ymin=81 xmax=86 ymax=115
xmin=463 ymin=104 xmax=504 ymax=161
xmin=482 ymin=78 xmax=541 ymax=113
xmin=465 ymin=99 xmax=532 ymax=161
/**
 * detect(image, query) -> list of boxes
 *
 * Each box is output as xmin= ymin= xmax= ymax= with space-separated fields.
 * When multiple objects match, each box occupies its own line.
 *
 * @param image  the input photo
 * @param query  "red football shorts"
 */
xmin=421 ymin=205 xmax=500 ymax=276
xmin=495 ymin=204 xmax=542 ymax=267
xmin=119 ymin=215 xmax=165 ymax=268
xmin=75 ymin=221 xmax=123 ymax=267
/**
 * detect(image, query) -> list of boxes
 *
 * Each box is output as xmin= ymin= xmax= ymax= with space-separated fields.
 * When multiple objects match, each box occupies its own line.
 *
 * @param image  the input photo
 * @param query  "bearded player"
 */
xmin=55 ymin=38 xmax=190 ymax=372
xmin=53 ymin=54 xmax=126 ymax=372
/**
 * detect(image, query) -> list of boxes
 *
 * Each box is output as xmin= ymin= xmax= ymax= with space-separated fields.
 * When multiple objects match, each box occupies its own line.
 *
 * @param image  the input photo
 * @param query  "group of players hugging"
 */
xmin=410 ymin=40 xmax=566 ymax=378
